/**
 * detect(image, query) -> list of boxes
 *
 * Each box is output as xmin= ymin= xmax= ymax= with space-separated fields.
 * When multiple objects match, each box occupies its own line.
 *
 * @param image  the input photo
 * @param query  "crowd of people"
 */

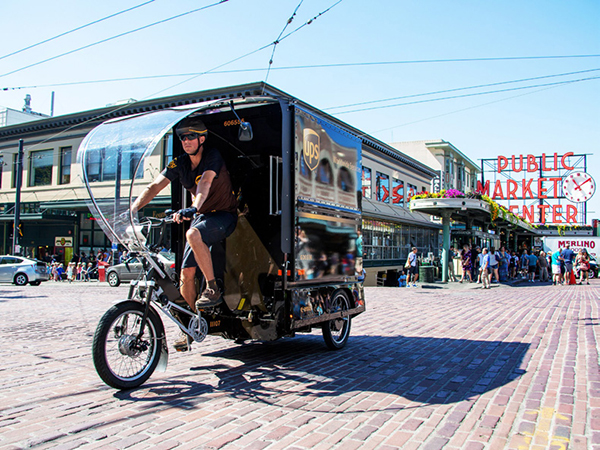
xmin=46 ymin=249 xmax=121 ymax=282
xmin=447 ymin=244 xmax=593 ymax=286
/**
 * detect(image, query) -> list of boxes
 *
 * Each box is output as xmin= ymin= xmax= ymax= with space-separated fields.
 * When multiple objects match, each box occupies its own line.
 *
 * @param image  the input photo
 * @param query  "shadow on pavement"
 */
xmin=116 ymin=334 xmax=528 ymax=411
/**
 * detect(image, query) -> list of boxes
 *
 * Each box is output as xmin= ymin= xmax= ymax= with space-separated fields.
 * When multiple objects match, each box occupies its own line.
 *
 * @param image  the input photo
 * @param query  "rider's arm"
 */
xmin=131 ymin=174 xmax=171 ymax=212
xmin=192 ymin=170 xmax=217 ymax=211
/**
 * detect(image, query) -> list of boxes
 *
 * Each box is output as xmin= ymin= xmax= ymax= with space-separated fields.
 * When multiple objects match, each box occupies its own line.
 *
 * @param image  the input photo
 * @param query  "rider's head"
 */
xmin=176 ymin=117 xmax=207 ymax=155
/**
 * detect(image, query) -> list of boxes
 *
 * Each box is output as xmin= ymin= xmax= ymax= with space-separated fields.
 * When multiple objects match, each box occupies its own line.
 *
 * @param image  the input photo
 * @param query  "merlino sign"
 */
xmin=478 ymin=152 xmax=593 ymax=225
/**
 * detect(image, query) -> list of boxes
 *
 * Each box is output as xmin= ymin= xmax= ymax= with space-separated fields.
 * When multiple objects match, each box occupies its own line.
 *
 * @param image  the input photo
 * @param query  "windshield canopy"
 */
xmin=77 ymin=103 xmax=215 ymax=249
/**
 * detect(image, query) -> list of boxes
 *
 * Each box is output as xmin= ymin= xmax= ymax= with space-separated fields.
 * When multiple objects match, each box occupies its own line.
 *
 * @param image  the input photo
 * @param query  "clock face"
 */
xmin=562 ymin=172 xmax=596 ymax=202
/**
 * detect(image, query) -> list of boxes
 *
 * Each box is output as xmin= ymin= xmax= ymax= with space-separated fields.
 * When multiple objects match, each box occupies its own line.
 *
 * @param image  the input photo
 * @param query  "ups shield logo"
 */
xmin=303 ymin=128 xmax=320 ymax=171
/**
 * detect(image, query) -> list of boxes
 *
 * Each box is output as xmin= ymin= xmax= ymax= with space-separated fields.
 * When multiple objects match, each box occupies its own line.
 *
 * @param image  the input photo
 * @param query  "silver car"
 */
xmin=106 ymin=253 xmax=177 ymax=287
xmin=0 ymin=255 xmax=50 ymax=286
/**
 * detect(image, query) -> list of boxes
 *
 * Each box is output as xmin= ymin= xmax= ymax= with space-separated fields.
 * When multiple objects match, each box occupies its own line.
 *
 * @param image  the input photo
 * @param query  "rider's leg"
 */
xmin=180 ymin=267 xmax=198 ymax=310
xmin=186 ymin=227 xmax=215 ymax=285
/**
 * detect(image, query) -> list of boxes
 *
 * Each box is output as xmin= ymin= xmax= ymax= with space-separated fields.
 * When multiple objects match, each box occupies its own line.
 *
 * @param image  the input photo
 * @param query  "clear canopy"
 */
xmin=76 ymin=102 xmax=217 ymax=250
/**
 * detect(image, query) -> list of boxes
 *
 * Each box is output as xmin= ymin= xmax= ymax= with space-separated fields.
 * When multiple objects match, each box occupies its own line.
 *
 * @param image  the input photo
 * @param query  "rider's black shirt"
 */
xmin=161 ymin=147 xmax=237 ymax=214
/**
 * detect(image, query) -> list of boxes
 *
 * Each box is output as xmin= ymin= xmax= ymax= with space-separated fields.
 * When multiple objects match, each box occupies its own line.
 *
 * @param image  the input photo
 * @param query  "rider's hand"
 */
xmin=174 ymin=206 xmax=197 ymax=223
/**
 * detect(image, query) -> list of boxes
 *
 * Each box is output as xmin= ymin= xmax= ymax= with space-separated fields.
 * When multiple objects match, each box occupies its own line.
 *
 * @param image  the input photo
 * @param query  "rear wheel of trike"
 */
xmin=92 ymin=301 xmax=164 ymax=389
xmin=322 ymin=290 xmax=352 ymax=350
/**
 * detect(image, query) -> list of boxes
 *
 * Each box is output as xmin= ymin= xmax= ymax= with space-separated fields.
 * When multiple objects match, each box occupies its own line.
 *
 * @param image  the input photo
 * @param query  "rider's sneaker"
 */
xmin=173 ymin=331 xmax=191 ymax=352
xmin=195 ymin=286 xmax=223 ymax=309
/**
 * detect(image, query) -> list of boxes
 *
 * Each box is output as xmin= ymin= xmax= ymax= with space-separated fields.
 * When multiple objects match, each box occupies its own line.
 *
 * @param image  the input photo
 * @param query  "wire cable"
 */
xmin=4 ymin=54 xmax=600 ymax=91
xmin=264 ymin=0 xmax=304 ymax=85
xmin=335 ymin=76 xmax=600 ymax=115
xmin=0 ymin=0 xmax=156 ymax=62
xmin=326 ymin=67 xmax=600 ymax=111
xmin=0 ymin=0 xmax=231 ymax=79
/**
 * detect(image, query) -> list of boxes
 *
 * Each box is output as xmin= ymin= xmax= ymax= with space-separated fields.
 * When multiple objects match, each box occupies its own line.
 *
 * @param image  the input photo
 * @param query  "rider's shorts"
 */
xmin=181 ymin=211 xmax=237 ymax=269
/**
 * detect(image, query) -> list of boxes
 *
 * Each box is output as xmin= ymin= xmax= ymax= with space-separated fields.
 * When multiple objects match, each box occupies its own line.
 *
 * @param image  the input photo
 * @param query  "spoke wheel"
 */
xmin=322 ymin=290 xmax=352 ymax=350
xmin=92 ymin=301 xmax=164 ymax=389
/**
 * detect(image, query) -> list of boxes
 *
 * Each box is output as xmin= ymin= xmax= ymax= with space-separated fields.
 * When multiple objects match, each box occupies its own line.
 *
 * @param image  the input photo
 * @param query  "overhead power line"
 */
xmin=0 ymin=0 xmax=156 ymax=62
xmin=335 ymin=76 xmax=600 ymax=115
xmin=3 ymin=54 xmax=599 ymax=91
xmin=0 ymin=0 xmax=231 ymax=79
xmin=326 ymin=67 xmax=600 ymax=111
xmin=264 ymin=0 xmax=305 ymax=84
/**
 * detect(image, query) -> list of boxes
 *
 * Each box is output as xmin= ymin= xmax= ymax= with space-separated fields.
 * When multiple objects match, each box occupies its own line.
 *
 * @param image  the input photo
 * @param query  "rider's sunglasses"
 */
xmin=180 ymin=133 xmax=199 ymax=142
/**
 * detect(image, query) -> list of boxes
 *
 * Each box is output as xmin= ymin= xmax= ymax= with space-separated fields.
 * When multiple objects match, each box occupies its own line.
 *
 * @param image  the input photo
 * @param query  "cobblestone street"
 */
xmin=0 ymin=281 xmax=598 ymax=449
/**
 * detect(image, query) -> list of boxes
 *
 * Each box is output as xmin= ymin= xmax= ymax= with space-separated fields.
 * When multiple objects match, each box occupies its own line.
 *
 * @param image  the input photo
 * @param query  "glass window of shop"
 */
xmin=59 ymin=146 xmax=72 ymax=184
xmin=376 ymin=172 xmax=390 ymax=203
xmin=392 ymin=178 xmax=404 ymax=206
xmin=85 ymin=146 xmax=144 ymax=182
xmin=29 ymin=149 xmax=53 ymax=186
xmin=362 ymin=167 xmax=372 ymax=198
xmin=79 ymin=213 xmax=111 ymax=252
xmin=406 ymin=183 xmax=417 ymax=203
xmin=162 ymin=133 xmax=173 ymax=168
xmin=363 ymin=218 xmax=440 ymax=265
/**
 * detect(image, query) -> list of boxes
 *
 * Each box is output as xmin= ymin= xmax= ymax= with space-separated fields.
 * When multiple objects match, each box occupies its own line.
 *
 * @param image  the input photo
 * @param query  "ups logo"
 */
xmin=303 ymin=128 xmax=320 ymax=171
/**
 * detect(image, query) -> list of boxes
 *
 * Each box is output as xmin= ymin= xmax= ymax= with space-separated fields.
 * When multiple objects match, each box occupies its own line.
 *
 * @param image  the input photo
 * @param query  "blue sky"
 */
xmin=1 ymin=0 xmax=599 ymax=220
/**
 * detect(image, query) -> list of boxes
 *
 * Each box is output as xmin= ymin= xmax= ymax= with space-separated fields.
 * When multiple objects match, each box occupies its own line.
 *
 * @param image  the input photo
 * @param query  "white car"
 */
xmin=106 ymin=252 xmax=177 ymax=287
xmin=0 ymin=255 xmax=50 ymax=286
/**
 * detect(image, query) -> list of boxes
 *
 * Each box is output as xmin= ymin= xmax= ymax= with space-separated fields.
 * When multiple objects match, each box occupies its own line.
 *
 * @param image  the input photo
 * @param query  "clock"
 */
xmin=562 ymin=172 xmax=595 ymax=202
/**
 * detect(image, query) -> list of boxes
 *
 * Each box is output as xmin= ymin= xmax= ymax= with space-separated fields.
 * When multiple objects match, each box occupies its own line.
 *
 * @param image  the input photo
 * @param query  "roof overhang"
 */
xmin=410 ymin=197 xmax=538 ymax=234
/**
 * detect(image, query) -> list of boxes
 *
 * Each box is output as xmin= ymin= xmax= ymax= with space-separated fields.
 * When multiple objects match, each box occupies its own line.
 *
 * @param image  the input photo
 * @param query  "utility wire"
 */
xmin=4 ymin=54 xmax=600 ymax=91
xmin=335 ymin=76 xmax=600 ymax=114
xmin=373 ymin=84 xmax=570 ymax=134
xmin=17 ymin=0 xmax=340 ymax=151
xmin=0 ymin=0 xmax=230 ymax=79
xmin=0 ymin=0 xmax=156 ymax=62
xmin=264 ymin=0 xmax=304 ymax=85
xmin=326 ymin=67 xmax=600 ymax=111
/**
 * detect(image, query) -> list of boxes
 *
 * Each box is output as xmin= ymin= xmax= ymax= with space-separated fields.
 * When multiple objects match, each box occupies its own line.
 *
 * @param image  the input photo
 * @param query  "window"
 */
xmin=162 ymin=133 xmax=173 ymax=168
xmin=59 ymin=147 xmax=72 ymax=184
xmin=406 ymin=183 xmax=417 ymax=203
xmin=0 ymin=155 xmax=3 ymax=189
xmin=392 ymin=178 xmax=404 ymax=206
xmin=29 ymin=149 xmax=53 ymax=186
xmin=362 ymin=167 xmax=372 ymax=198
xmin=85 ymin=146 xmax=144 ymax=182
xmin=11 ymin=153 xmax=17 ymax=188
xmin=376 ymin=172 xmax=390 ymax=203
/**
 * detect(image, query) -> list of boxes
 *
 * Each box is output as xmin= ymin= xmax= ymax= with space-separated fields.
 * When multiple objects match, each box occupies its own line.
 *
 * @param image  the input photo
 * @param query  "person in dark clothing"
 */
xmin=130 ymin=117 xmax=238 ymax=351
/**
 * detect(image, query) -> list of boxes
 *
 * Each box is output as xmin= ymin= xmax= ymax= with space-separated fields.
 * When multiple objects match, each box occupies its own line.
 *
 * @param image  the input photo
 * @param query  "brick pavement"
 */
xmin=0 ymin=280 xmax=598 ymax=449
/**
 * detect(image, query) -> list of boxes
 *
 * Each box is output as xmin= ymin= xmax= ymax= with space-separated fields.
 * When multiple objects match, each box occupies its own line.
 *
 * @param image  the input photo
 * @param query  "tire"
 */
xmin=107 ymin=271 xmax=120 ymax=287
xmin=92 ymin=301 xmax=164 ymax=389
xmin=322 ymin=290 xmax=352 ymax=350
xmin=14 ymin=273 xmax=28 ymax=286
xmin=30 ymin=281 xmax=41 ymax=286
xmin=589 ymin=270 xmax=596 ymax=279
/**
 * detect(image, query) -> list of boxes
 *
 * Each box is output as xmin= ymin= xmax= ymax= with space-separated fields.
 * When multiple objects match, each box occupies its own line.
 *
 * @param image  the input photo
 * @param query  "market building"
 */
xmin=0 ymin=82 xmax=442 ymax=286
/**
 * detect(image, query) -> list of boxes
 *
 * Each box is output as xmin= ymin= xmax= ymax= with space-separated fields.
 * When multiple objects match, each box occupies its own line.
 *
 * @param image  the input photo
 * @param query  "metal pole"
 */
xmin=13 ymin=139 xmax=24 ymax=255
xmin=441 ymin=211 xmax=451 ymax=283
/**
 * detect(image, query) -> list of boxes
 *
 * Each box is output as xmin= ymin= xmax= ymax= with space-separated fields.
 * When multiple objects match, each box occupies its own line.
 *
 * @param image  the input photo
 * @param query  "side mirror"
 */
xmin=238 ymin=122 xmax=253 ymax=141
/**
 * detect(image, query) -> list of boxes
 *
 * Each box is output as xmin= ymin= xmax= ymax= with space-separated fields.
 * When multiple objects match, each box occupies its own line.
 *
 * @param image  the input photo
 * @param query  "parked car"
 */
xmin=106 ymin=252 xmax=176 ymax=287
xmin=0 ymin=255 xmax=50 ymax=286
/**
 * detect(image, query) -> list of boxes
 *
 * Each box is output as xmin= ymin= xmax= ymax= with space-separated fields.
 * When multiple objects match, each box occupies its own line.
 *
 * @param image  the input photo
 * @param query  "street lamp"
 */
xmin=13 ymin=140 xmax=24 ymax=255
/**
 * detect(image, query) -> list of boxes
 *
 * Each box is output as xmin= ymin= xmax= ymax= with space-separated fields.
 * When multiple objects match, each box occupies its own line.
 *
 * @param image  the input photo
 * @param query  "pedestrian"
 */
xmin=527 ymin=251 xmax=538 ymax=282
xmin=66 ymin=263 xmax=74 ymax=283
xmin=477 ymin=248 xmax=485 ymax=284
xmin=551 ymin=248 xmax=563 ymax=285
xmin=562 ymin=244 xmax=575 ymax=284
xmin=470 ymin=246 xmax=480 ymax=282
xmin=520 ymin=250 xmax=530 ymax=279
xmin=576 ymin=249 xmax=590 ymax=285
xmin=489 ymin=247 xmax=499 ymax=283
xmin=480 ymin=248 xmax=491 ymax=289
xmin=538 ymin=251 xmax=549 ymax=282
xmin=448 ymin=245 xmax=456 ymax=282
xmin=407 ymin=247 xmax=419 ymax=287
xmin=498 ymin=246 xmax=509 ymax=281
xmin=460 ymin=245 xmax=472 ymax=283
xmin=398 ymin=270 xmax=407 ymax=287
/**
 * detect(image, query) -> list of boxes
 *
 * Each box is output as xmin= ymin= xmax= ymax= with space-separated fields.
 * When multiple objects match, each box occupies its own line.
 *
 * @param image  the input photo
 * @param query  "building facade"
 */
xmin=390 ymin=140 xmax=480 ymax=193
xmin=0 ymin=83 xmax=442 ymax=286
